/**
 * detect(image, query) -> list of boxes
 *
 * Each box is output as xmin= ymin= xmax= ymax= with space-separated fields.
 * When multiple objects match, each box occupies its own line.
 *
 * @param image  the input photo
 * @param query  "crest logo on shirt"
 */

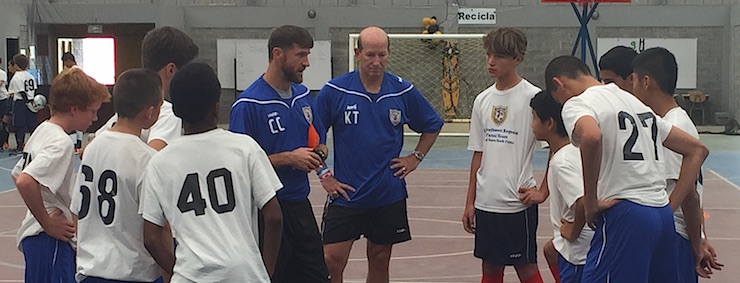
xmin=389 ymin=109 xmax=402 ymax=126
xmin=302 ymin=106 xmax=313 ymax=123
xmin=491 ymin=105 xmax=507 ymax=125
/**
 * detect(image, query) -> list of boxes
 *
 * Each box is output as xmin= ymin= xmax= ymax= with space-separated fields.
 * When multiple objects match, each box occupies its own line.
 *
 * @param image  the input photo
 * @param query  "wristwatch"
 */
xmin=313 ymin=148 xmax=327 ymax=161
xmin=411 ymin=150 xmax=425 ymax=162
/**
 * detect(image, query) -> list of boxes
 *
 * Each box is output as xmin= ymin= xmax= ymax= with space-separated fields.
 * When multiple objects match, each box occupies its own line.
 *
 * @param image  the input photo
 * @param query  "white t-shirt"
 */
xmin=8 ymin=70 xmax=36 ymax=101
xmin=548 ymin=144 xmax=594 ymax=265
xmin=468 ymin=79 xmax=540 ymax=213
xmin=662 ymin=107 xmax=703 ymax=240
xmin=140 ymin=129 xmax=282 ymax=283
xmin=561 ymin=83 xmax=672 ymax=207
xmin=71 ymin=131 xmax=159 ymax=282
xmin=0 ymin=69 xmax=9 ymax=100
xmin=12 ymin=121 xmax=75 ymax=250
xmin=97 ymin=101 xmax=181 ymax=145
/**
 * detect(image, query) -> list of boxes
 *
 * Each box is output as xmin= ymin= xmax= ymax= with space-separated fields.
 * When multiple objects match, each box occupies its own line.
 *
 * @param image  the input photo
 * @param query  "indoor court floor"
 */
xmin=0 ymin=133 xmax=738 ymax=282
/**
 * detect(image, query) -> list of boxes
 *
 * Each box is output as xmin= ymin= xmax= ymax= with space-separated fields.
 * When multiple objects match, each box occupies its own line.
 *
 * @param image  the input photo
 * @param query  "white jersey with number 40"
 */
xmin=71 ymin=130 xmax=159 ymax=282
xmin=561 ymin=83 xmax=672 ymax=207
xmin=140 ymin=129 xmax=282 ymax=283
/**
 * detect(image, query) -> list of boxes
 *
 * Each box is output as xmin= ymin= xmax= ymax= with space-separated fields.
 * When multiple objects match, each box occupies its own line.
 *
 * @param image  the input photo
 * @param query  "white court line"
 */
xmin=0 ymin=188 xmax=17 ymax=196
xmin=0 ymin=227 xmax=19 ymax=236
xmin=406 ymin=205 xmax=465 ymax=209
xmin=708 ymin=169 xmax=740 ymax=192
xmin=0 ymin=205 xmax=25 ymax=208
xmin=309 ymin=184 xmax=467 ymax=188
xmin=412 ymin=235 xmax=473 ymax=239
xmin=0 ymin=260 xmax=24 ymax=269
xmin=0 ymin=280 xmax=23 ymax=283
xmin=310 ymin=205 xmax=467 ymax=209
xmin=0 ymin=155 xmax=19 ymax=173
xmin=705 ymin=237 xmax=740 ymax=241
xmin=0 ymin=155 xmax=21 ymax=162
xmin=348 ymin=250 xmax=472 ymax=262
xmin=345 ymin=267 xmax=560 ymax=282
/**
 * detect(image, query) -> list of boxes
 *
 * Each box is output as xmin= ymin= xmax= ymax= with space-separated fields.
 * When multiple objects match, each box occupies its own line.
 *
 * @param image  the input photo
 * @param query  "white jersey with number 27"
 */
xmin=561 ymin=83 xmax=672 ymax=207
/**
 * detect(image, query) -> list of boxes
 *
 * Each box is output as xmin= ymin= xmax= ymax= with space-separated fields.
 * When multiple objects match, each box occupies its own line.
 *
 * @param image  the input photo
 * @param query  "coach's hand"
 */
xmin=44 ymin=208 xmax=75 ymax=242
xmin=462 ymin=204 xmax=476 ymax=234
xmin=391 ymin=155 xmax=420 ymax=179
xmin=321 ymin=176 xmax=355 ymax=201
xmin=291 ymin=147 xmax=322 ymax=172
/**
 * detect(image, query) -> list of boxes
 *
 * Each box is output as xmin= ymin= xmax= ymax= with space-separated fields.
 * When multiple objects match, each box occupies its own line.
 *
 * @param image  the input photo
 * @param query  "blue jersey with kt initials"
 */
xmin=229 ymin=76 xmax=326 ymax=202
xmin=316 ymin=71 xmax=443 ymax=208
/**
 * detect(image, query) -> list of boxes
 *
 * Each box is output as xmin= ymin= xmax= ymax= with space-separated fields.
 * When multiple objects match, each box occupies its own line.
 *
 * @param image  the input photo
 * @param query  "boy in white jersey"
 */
xmin=545 ymin=55 xmax=708 ymax=282
xmin=90 ymin=28 xmax=199 ymax=276
xmin=141 ymin=63 xmax=284 ymax=282
xmin=72 ymin=69 xmax=164 ymax=283
xmin=0 ymin=57 xmax=10 ymax=150
xmin=7 ymin=54 xmax=38 ymax=153
xmin=598 ymin=46 xmax=637 ymax=93
xmin=631 ymin=47 xmax=723 ymax=280
xmin=13 ymin=67 xmax=110 ymax=282
xmin=462 ymin=27 xmax=545 ymax=283
xmin=94 ymin=26 xmax=199 ymax=151
xmin=531 ymin=90 xmax=594 ymax=283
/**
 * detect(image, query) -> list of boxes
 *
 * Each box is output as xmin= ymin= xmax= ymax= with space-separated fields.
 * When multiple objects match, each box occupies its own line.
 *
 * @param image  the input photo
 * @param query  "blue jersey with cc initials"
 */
xmin=230 ymin=76 xmax=326 ymax=202
xmin=316 ymin=71 xmax=443 ymax=208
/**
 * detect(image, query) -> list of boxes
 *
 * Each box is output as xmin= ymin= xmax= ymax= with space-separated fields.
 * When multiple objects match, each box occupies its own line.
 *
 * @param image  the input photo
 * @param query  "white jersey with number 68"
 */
xmin=71 ymin=130 xmax=159 ymax=282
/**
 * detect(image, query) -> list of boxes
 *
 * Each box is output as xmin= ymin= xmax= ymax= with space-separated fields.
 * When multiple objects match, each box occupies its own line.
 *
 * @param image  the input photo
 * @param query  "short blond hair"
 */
xmin=483 ymin=28 xmax=527 ymax=58
xmin=49 ymin=68 xmax=111 ymax=113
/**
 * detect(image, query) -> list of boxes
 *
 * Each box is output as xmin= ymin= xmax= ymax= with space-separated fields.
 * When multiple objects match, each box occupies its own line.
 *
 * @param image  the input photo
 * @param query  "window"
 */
xmin=58 ymin=37 xmax=115 ymax=85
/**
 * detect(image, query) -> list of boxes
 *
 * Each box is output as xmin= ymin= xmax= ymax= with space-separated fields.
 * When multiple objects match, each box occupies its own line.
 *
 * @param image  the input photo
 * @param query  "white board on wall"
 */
xmin=216 ymin=39 xmax=238 ymax=89
xmin=596 ymin=38 xmax=697 ymax=89
xmin=236 ymin=39 xmax=270 ymax=91
xmin=217 ymin=39 xmax=332 ymax=91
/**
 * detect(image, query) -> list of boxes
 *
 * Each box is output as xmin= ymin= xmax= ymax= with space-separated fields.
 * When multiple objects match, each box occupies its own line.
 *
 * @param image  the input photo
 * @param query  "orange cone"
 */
xmin=308 ymin=124 xmax=320 ymax=149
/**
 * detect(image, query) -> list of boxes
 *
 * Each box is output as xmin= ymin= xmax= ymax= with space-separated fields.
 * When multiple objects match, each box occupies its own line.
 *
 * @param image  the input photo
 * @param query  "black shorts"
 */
xmin=474 ymin=205 xmax=538 ymax=265
xmin=80 ymin=276 xmax=163 ymax=283
xmin=271 ymin=198 xmax=329 ymax=283
xmin=12 ymin=100 xmax=36 ymax=129
xmin=0 ymin=98 xmax=9 ymax=116
xmin=321 ymin=199 xmax=411 ymax=245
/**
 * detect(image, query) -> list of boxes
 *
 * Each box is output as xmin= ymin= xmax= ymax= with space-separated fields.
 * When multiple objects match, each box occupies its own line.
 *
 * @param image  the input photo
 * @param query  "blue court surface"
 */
xmin=0 ymin=134 xmax=738 ymax=192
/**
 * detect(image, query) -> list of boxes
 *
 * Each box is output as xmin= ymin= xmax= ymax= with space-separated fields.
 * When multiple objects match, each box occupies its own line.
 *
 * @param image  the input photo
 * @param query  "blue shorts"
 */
xmin=81 ymin=276 xmax=164 ymax=283
xmin=558 ymin=254 xmax=584 ymax=283
xmin=675 ymin=233 xmax=698 ymax=283
xmin=581 ymin=201 xmax=677 ymax=283
xmin=21 ymin=232 xmax=75 ymax=283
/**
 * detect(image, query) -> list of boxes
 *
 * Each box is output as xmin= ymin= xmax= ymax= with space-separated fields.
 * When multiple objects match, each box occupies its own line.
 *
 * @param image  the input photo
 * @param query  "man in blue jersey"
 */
xmin=316 ymin=26 xmax=444 ymax=283
xmin=230 ymin=25 xmax=349 ymax=283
